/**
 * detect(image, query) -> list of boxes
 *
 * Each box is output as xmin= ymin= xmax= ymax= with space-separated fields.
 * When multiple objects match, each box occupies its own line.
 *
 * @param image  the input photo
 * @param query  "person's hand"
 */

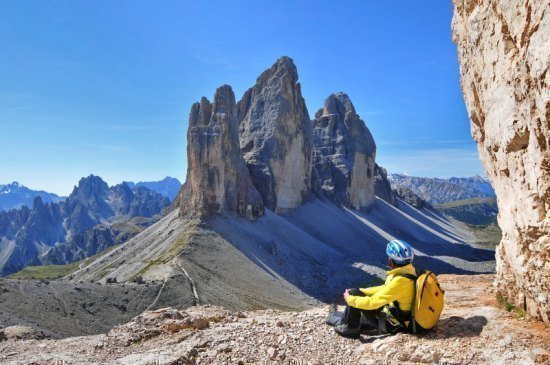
xmin=343 ymin=289 xmax=350 ymax=302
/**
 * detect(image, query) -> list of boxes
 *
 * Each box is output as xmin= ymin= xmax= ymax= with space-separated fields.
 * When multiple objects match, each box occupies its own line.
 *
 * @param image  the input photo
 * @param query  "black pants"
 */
xmin=326 ymin=290 xmax=399 ymax=334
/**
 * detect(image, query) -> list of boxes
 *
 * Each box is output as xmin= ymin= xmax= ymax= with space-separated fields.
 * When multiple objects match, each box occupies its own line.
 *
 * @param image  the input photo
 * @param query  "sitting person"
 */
xmin=326 ymin=239 xmax=416 ymax=338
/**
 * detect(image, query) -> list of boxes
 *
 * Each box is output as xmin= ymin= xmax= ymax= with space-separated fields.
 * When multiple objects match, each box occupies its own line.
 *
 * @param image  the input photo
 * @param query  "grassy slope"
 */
xmin=436 ymin=197 xmax=497 ymax=208
xmin=435 ymin=197 xmax=498 ymax=225
xmin=467 ymin=222 xmax=502 ymax=247
xmin=9 ymin=245 xmax=120 ymax=279
xmin=433 ymin=197 xmax=501 ymax=247
xmin=9 ymin=262 xmax=80 ymax=279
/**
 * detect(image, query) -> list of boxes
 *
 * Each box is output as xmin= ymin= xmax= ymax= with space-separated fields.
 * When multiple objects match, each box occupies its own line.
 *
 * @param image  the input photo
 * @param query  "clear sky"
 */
xmin=0 ymin=0 xmax=485 ymax=196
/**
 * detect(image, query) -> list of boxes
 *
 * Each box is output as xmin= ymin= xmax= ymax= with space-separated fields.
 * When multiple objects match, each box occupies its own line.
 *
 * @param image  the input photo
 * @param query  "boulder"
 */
xmin=453 ymin=0 xmax=549 ymax=321
xmin=178 ymin=85 xmax=264 ymax=219
xmin=311 ymin=93 xmax=376 ymax=211
xmin=238 ymin=56 xmax=313 ymax=212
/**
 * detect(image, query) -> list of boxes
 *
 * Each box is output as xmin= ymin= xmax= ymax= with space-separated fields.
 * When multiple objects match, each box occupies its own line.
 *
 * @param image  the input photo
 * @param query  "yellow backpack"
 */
xmin=399 ymin=270 xmax=445 ymax=333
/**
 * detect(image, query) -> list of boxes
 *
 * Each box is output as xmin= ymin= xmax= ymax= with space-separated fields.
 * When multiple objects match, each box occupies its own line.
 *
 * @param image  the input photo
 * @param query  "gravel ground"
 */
xmin=1 ymin=274 xmax=547 ymax=364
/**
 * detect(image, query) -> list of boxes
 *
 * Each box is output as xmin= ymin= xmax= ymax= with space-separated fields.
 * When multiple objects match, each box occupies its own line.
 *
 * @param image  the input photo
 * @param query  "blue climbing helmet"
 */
xmin=386 ymin=239 xmax=414 ymax=265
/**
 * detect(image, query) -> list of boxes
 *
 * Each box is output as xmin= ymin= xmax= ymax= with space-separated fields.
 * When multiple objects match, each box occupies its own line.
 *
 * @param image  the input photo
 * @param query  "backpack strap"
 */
xmin=394 ymin=273 xmax=417 ymax=281
xmin=388 ymin=300 xmax=411 ymax=330
xmin=393 ymin=273 xmax=418 ymax=333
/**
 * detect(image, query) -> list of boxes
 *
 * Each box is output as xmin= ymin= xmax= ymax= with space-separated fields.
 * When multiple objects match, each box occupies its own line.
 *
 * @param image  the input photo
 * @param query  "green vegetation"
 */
xmin=467 ymin=222 xmax=502 ymax=248
xmin=435 ymin=197 xmax=497 ymax=209
xmin=9 ymin=262 xmax=81 ymax=279
xmin=435 ymin=197 xmax=498 ymax=226
xmin=156 ymin=218 xmax=199 ymax=263
xmin=435 ymin=197 xmax=501 ymax=246
xmin=496 ymin=293 xmax=527 ymax=319
xmin=9 ymin=244 xmax=121 ymax=280
xmin=132 ymin=218 xmax=199 ymax=279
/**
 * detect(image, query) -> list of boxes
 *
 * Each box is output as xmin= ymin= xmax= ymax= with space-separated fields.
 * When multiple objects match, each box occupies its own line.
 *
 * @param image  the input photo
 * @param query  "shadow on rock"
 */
xmin=434 ymin=315 xmax=488 ymax=338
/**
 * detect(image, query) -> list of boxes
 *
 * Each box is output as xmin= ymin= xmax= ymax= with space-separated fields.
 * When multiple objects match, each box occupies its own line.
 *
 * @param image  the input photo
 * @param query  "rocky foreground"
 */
xmin=1 ymin=274 xmax=548 ymax=364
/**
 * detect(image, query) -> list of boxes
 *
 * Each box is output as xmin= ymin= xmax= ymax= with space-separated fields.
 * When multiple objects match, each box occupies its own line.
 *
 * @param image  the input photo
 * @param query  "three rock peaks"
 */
xmin=178 ymin=56 xmax=379 ymax=218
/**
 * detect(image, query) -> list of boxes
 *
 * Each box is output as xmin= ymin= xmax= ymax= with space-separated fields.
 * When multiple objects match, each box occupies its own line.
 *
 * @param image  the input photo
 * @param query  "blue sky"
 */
xmin=0 ymin=0 xmax=484 ymax=196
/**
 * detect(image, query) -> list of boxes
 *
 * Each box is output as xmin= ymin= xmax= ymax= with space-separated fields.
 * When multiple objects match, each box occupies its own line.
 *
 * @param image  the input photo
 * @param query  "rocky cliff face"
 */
xmin=178 ymin=85 xmax=264 ymax=218
xmin=238 ymin=57 xmax=313 ymax=212
xmin=453 ymin=0 xmax=549 ymax=321
xmin=0 ymin=197 xmax=66 ymax=275
xmin=179 ymin=59 xmax=382 ymax=215
xmin=374 ymin=164 xmax=396 ymax=206
xmin=311 ymin=93 xmax=376 ymax=211
xmin=394 ymin=186 xmax=430 ymax=210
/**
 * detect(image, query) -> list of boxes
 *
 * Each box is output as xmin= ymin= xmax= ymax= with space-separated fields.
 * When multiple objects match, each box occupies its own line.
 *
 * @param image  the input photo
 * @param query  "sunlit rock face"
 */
xmin=453 ymin=0 xmax=549 ymax=321
xmin=311 ymin=93 xmax=376 ymax=211
xmin=238 ymin=56 xmax=313 ymax=212
xmin=178 ymin=85 xmax=264 ymax=219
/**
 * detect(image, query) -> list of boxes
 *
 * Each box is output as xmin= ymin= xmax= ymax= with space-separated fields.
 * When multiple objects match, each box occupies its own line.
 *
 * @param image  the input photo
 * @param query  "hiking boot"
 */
xmin=334 ymin=324 xmax=361 ymax=338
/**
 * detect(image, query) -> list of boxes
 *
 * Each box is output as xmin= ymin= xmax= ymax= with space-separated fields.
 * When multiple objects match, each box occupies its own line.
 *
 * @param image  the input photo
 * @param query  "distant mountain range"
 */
xmin=125 ymin=177 xmax=181 ymax=201
xmin=388 ymin=174 xmax=495 ymax=205
xmin=0 ymin=175 xmax=171 ymax=276
xmin=0 ymin=177 xmax=181 ymax=212
xmin=0 ymin=182 xmax=65 ymax=211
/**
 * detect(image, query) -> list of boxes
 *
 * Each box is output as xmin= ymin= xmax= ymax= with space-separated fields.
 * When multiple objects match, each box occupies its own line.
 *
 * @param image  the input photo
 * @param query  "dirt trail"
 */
xmin=0 ymin=274 xmax=548 ymax=364
xmin=176 ymin=261 xmax=200 ymax=306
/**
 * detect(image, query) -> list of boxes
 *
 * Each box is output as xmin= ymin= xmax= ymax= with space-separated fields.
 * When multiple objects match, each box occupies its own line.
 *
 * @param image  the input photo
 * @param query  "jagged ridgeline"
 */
xmin=0 ymin=175 xmax=170 ymax=276
xmin=177 ymin=56 xmax=389 ymax=218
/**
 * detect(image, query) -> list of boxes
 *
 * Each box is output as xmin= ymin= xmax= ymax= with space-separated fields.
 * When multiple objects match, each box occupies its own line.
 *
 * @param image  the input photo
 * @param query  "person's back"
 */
xmin=326 ymin=239 xmax=417 ymax=337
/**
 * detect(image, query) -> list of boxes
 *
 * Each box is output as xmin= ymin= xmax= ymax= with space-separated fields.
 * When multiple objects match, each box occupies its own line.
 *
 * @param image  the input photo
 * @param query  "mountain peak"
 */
xmin=71 ymin=175 xmax=110 ymax=198
xmin=319 ymin=92 xmax=357 ymax=119
xmin=312 ymin=93 xmax=376 ymax=210
xmin=238 ymin=56 xmax=312 ymax=211
xmin=212 ymin=84 xmax=236 ymax=116
xmin=255 ymin=56 xmax=299 ymax=86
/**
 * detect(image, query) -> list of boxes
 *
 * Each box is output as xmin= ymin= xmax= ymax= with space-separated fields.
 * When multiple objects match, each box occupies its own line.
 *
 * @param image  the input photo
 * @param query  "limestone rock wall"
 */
xmin=452 ymin=0 xmax=549 ymax=321
xmin=238 ymin=56 xmax=313 ymax=212
xmin=178 ymin=85 xmax=264 ymax=219
xmin=311 ymin=93 xmax=376 ymax=211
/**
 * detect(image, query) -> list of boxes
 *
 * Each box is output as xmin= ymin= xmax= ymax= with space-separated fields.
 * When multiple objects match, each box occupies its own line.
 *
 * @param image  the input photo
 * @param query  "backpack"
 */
xmin=397 ymin=270 xmax=445 ymax=333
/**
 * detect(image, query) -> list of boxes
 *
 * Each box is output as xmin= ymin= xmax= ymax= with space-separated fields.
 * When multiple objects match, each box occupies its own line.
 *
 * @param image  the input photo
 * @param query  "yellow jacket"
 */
xmin=346 ymin=264 xmax=416 ymax=312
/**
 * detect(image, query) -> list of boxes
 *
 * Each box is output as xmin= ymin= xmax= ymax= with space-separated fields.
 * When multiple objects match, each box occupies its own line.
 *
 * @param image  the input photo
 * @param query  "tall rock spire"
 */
xmin=238 ymin=56 xmax=313 ymax=212
xmin=311 ymin=92 xmax=376 ymax=211
xmin=178 ymin=85 xmax=264 ymax=218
